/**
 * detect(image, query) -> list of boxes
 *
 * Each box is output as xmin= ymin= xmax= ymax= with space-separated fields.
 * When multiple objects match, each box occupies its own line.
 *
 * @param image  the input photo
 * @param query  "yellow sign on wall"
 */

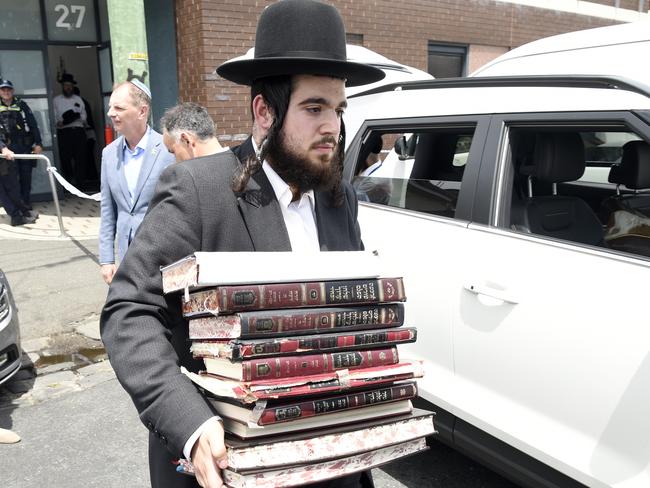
xmin=128 ymin=53 xmax=148 ymax=61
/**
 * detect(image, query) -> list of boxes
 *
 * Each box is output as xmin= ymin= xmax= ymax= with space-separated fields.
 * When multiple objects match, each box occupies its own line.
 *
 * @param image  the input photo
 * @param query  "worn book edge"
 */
xmin=181 ymin=360 xmax=424 ymax=403
xmin=161 ymin=250 xmax=384 ymax=295
xmin=177 ymin=437 xmax=429 ymax=488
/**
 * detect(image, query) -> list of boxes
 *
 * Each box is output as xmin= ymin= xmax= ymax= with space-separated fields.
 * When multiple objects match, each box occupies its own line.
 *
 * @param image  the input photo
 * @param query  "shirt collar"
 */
xmin=122 ymin=126 xmax=151 ymax=155
xmin=262 ymin=160 xmax=315 ymax=211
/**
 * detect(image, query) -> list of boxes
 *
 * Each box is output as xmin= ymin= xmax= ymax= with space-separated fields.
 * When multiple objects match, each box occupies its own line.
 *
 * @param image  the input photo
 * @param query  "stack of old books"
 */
xmin=161 ymin=251 xmax=434 ymax=488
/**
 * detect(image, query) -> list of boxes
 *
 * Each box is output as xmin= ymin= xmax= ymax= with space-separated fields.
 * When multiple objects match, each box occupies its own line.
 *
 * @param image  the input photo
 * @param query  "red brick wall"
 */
xmin=174 ymin=0 xmax=627 ymax=143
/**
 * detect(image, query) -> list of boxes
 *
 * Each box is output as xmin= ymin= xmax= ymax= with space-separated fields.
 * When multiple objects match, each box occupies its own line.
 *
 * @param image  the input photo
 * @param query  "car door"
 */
xmin=453 ymin=111 xmax=650 ymax=488
xmin=344 ymin=116 xmax=490 ymax=437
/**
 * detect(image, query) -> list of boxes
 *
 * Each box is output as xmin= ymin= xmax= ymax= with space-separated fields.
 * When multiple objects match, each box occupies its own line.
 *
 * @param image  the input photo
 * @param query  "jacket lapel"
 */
xmin=236 ymin=167 xmax=291 ymax=251
xmin=115 ymin=136 xmax=132 ymax=205
xmin=131 ymin=135 xmax=160 ymax=210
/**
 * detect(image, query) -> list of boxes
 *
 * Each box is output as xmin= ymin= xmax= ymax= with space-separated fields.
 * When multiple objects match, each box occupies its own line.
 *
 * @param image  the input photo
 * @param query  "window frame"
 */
xmin=427 ymin=42 xmax=468 ymax=78
xmin=482 ymin=110 xmax=650 ymax=232
xmin=343 ymin=114 xmax=491 ymax=222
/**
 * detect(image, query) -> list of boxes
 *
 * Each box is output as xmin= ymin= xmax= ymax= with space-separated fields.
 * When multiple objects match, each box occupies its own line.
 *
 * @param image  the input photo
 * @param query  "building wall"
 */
xmin=174 ymin=0 xmax=639 ymax=143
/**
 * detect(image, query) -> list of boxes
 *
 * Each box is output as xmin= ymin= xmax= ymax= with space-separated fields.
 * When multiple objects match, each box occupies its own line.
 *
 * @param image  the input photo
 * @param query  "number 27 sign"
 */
xmin=46 ymin=0 xmax=96 ymax=41
xmin=54 ymin=4 xmax=87 ymax=31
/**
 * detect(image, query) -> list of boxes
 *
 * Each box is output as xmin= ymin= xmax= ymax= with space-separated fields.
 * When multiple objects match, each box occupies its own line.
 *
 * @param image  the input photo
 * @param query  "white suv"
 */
xmin=343 ymin=76 xmax=650 ymax=488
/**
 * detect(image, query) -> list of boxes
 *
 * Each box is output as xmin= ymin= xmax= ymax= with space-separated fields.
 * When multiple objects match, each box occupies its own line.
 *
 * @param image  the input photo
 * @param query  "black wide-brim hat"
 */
xmin=216 ymin=0 xmax=385 ymax=87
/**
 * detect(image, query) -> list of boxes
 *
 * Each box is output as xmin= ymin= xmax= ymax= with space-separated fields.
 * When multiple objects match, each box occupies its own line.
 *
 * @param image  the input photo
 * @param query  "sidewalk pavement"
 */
xmin=0 ymin=195 xmax=100 ymax=241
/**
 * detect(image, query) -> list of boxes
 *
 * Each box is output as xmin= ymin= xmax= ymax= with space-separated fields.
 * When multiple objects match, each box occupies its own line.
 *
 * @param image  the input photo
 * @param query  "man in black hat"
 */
xmin=101 ymin=2 xmax=384 ymax=487
xmin=53 ymin=72 xmax=88 ymax=187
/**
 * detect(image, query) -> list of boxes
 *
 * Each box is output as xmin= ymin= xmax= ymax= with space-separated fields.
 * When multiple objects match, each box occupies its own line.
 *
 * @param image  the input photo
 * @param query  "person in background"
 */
xmin=98 ymin=80 xmax=174 ymax=285
xmin=0 ymin=132 xmax=38 ymax=226
xmin=0 ymin=79 xmax=43 ymax=208
xmin=73 ymin=85 xmax=99 ymax=187
xmin=160 ymin=102 xmax=226 ymax=162
xmin=53 ymin=72 xmax=87 ymax=188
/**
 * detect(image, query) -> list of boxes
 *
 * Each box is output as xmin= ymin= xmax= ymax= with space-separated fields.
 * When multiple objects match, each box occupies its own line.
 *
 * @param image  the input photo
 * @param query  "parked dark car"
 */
xmin=0 ymin=268 xmax=21 ymax=385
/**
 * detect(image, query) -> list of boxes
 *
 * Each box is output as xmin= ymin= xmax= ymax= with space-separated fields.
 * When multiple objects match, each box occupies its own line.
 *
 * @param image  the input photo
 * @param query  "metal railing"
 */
xmin=0 ymin=153 xmax=66 ymax=238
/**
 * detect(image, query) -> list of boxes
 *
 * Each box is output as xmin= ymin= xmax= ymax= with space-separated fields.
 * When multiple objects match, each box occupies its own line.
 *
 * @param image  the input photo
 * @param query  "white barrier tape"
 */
xmin=47 ymin=166 xmax=101 ymax=202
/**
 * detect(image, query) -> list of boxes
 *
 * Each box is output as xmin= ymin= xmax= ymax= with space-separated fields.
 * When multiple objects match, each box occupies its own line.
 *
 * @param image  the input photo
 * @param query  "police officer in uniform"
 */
xmin=0 ymin=136 xmax=38 ymax=226
xmin=0 ymin=79 xmax=43 ymax=209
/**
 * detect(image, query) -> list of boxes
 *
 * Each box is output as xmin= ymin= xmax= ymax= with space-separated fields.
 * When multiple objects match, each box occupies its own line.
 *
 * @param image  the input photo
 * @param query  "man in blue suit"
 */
xmin=99 ymin=80 xmax=174 ymax=284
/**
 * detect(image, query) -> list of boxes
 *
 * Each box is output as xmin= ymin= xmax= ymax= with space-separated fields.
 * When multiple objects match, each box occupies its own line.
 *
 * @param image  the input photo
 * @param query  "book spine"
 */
xmin=188 ymin=303 xmax=405 ymax=337
xmin=235 ymin=328 xmax=416 ymax=358
xmin=241 ymin=347 xmax=399 ymax=382
xmin=240 ymin=303 xmax=404 ymax=336
xmin=184 ymin=278 xmax=405 ymax=315
xmin=257 ymin=383 xmax=417 ymax=425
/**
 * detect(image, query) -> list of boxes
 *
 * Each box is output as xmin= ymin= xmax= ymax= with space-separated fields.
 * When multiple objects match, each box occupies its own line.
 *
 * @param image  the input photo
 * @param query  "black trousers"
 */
xmin=0 ymin=161 xmax=27 ymax=218
xmin=11 ymin=144 xmax=34 ymax=205
xmin=149 ymin=433 xmax=375 ymax=488
xmin=57 ymin=127 xmax=87 ymax=187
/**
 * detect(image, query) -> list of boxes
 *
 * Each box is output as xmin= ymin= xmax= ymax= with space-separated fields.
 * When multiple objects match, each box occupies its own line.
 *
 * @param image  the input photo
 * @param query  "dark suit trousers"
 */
xmin=149 ymin=435 xmax=374 ymax=488
xmin=57 ymin=127 xmax=87 ymax=186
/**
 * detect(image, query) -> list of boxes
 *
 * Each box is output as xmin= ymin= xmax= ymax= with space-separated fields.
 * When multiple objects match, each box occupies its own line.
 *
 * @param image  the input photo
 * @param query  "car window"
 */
xmin=502 ymin=125 xmax=650 ymax=259
xmin=352 ymin=127 xmax=476 ymax=218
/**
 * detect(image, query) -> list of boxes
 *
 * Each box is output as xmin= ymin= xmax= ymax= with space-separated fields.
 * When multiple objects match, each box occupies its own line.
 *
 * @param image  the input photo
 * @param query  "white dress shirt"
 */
xmin=122 ymin=128 xmax=150 ymax=203
xmin=262 ymin=161 xmax=320 ymax=252
xmin=53 ymin=93 xmax=87 ymax=129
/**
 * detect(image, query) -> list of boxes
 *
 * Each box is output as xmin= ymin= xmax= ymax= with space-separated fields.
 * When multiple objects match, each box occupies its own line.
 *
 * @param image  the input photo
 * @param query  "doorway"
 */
xmin=48 ymin=45 xmax=104 ymax=192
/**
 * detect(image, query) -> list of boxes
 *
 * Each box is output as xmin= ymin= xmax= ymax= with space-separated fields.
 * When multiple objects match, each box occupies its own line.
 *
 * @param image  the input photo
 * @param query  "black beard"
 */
xmin=265 ymin=128 xmax=340 ymax=194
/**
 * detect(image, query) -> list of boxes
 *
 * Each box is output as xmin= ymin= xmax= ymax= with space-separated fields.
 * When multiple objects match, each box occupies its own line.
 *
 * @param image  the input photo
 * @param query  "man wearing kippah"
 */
xmin=98 ymin=80 xmax=174 ymax=284
xmin=101 ymin=1 xmax=385 ymax=487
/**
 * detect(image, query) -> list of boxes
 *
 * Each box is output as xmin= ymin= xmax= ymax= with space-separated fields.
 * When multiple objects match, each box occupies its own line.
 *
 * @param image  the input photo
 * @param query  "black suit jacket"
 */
xmin=230 ymin=135 xmax=255 ymax=164
xmin=100 ymin=150 xmax=363 ymax=457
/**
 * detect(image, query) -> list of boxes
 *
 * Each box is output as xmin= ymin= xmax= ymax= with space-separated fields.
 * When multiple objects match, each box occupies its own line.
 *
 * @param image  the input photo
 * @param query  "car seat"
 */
xmin=405 ymin=132 xmax=463 ymax=217
xmin=510 ymin=132 xmax=604 ymax=246
xmin=601 ymin=140 xmax=650 ymax=217
xmin=602 ymin=140 xmax=650 ymax=256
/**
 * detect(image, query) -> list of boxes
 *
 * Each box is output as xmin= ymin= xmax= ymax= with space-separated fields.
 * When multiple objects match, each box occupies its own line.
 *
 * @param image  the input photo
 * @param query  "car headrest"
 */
xmin=412 ymin=133 xmax=463 ymax=181
xmin=608 ymin=141 xmax=650 ymax=189
xmin=520 ymin=132 xmax=585 ymax=183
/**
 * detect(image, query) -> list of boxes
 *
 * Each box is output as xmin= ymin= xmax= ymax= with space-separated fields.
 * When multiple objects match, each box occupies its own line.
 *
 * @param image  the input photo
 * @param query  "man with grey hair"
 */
xmin=160 ymin=102 xmax=225 ymax=162
xmin=99 ymin=80 xmax=174 ymax=284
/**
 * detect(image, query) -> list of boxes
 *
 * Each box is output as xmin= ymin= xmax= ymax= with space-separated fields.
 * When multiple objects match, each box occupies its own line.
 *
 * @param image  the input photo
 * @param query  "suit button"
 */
xmin=160 ymin=435 xmax=168 ymax=445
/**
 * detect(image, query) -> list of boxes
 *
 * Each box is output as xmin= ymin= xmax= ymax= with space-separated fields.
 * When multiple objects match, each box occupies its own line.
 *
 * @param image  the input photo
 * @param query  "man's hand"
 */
xmin=1 ymin=147 xmax=15 ymax=160
xmin=101 ymin=264 xmax=117 ymax=285
xmin=32 ymin=145 xmax=43 ymax=155
xmin=191 ymin=418 xmax=228 ymax=488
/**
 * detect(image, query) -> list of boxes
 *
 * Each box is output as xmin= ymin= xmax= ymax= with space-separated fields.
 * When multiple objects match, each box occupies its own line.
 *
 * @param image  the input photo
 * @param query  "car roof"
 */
xmin=345 ymin=45 xmax=433 ymax=96
xmin=470 ymin=21 xmax=650 ymax=87
xmin=344 ymin=76 xmax=650 ymax=147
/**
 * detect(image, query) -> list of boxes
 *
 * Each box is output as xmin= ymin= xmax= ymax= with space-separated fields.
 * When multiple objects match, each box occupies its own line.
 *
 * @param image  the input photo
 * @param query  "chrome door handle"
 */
xmin=464 ymin=283 xmax=519 ymax=304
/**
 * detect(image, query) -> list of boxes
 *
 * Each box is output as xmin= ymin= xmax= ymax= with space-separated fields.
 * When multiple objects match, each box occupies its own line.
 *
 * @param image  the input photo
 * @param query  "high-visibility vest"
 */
xmin=0 ymin=98 xmax=33 ymax=148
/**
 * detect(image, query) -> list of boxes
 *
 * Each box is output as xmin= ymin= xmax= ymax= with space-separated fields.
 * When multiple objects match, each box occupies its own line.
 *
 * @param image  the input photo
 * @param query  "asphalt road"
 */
xmin=0 ymin=236 xmax=521 ymax=487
